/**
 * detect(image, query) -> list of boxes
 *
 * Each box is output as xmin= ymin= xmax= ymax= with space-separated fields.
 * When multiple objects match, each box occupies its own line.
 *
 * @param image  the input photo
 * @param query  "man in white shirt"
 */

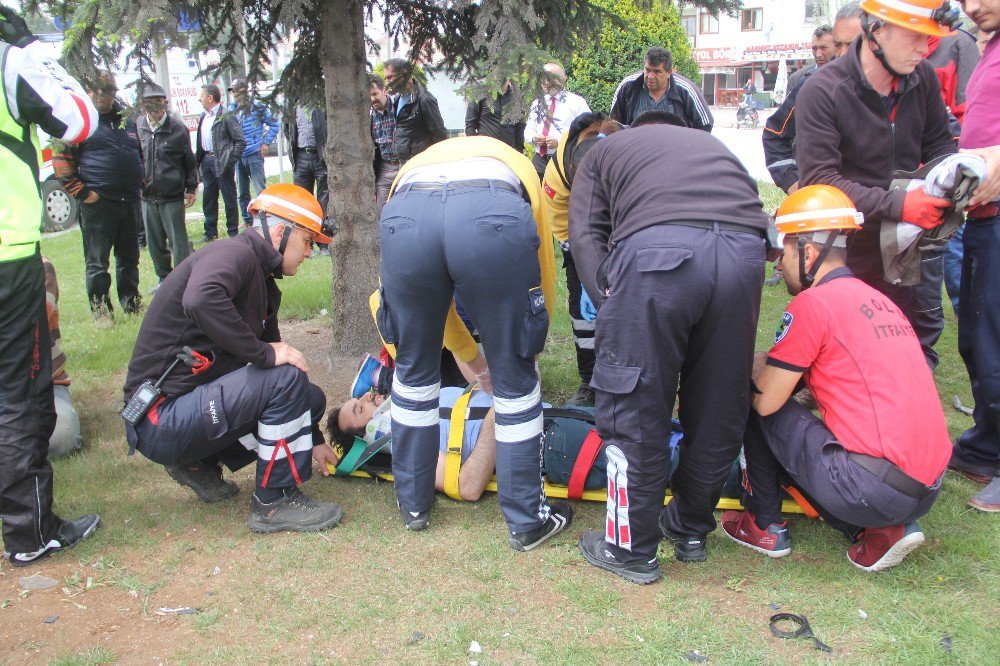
xmin=195 ymin=84 xmax=245 ymax=241
xmin=524 ymin=63 xmax=591 ymax=178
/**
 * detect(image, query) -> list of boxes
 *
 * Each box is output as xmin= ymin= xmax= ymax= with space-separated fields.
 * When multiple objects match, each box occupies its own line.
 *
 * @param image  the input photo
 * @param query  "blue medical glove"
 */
xmin=580 ymin=289 xmax=598 ymax=322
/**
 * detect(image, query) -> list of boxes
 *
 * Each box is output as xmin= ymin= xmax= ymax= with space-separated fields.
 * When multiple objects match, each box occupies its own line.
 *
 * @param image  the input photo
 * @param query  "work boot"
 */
xmin=398 ymin=503 xmax=430 ymax=531
xmin=166 ymin=462 xmax=239 ymax=503
xmin=968 ymin=477 xmax=1000 ymax=512
xmin=6 ymin=514 xmax=101 ymax=567
xmin=248 ymin=488 xmax=344 ymax=533
xmin=659 ymin=510 xmax=707 ymax=563
xmin=947 ymin=448 xmax=997 ymax=485
xmin=509 ymin=502 xmax=574 ymax=552
xmin=848 ymin=522 xmax=924 ymax=572
xmin=566 ymin=383 xmax=595 ymax=407
xmin=578 ymin=530 xmax=662 ymax=585
xmin=198 ymin=234 xmax=216 ymax=244
xmin=721 ymin=510 xmax=791 ymax=558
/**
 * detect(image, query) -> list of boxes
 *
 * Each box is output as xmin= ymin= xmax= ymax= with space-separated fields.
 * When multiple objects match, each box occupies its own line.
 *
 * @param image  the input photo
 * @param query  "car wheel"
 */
xmin=41 ymin=178 xmax=79 ymax=232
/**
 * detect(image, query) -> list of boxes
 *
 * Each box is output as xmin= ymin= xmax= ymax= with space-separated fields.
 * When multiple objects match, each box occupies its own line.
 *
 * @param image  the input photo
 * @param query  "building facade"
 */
xmin=683 ymin=0 xmax=833 ymax=105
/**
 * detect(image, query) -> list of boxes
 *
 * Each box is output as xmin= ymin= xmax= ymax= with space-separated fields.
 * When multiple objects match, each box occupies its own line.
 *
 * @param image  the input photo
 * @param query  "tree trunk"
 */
xmin=321 ymin=0 xmax=380 ymax=357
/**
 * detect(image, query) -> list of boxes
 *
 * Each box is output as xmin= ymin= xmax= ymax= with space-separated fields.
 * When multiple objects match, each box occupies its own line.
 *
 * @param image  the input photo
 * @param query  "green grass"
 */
xmin=7 ymin=181 xmax=997 ymax=663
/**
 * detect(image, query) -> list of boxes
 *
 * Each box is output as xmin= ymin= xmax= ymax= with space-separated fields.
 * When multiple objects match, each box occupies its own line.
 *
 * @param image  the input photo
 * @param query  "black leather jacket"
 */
xmin=392 ymin=84 xmax=448 ymax=162
xmin=195 ymin=106 xmax=246 ymax=176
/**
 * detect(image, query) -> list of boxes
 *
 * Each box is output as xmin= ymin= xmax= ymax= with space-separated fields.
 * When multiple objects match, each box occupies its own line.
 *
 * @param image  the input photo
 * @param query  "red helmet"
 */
xmin=248 ymin=183 xmax=332 ymax=244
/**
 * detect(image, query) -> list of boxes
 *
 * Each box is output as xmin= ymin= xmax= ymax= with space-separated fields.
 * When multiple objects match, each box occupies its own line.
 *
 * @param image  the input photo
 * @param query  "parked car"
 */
xmin=38 ymin=139 xmax=79 ymax=233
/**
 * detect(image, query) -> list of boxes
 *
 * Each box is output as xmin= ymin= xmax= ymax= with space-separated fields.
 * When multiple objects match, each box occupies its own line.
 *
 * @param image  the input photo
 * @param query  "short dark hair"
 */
xmin=383 ymin=58 xmax=413 ymax=81
xmin=813 ymin=24 xmax=833 ymax=39
xmin=326 ymin=407 xmax=363 ymax=450
xmin=202 ymin=84 xmax=221 ymax=103
xmin=369 ymin=73 xmax=385 ymax=89
xmin=644 ymin=46 xmax=673 ymax=71
xmin=631 ymin=109 xmax=688 ymax=128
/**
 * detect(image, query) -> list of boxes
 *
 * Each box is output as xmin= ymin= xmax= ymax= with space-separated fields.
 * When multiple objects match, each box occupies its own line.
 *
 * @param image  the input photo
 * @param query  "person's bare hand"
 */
xmin=532 ymin=135 xmax=546 ymax=146
xmin=84 ymin=191 xmax=100 ymax=204
xmin=312 ymin=444 xmax=340 ymax=476
xmin=184 ymin=192 xmax=196 ymax=208
xmin=260 ymin=144 xmax=270 ymax=157
xmin=787 ymin=181 xmax=799 ymax=194
xmin=545 ymin=136 xmax=558 ymax=149
xmin=961 ymin=145 xmax=1000 ymax=207
xmin=269 ymin=341 xmax=309 ymax=372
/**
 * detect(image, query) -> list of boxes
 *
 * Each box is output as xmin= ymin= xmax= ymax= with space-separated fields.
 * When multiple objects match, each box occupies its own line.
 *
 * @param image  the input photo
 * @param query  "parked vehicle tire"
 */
xmin=41 ymin=177 xmax=79 ymax=232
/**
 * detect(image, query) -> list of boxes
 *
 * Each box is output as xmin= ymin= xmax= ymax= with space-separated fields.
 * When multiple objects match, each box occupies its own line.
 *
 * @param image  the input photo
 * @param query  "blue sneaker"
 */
xmin=350 ymin=354 xmax=381 ymax=398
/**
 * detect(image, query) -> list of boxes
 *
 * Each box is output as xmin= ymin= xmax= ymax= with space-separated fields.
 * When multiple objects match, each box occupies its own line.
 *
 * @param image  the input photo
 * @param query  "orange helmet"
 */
xmin=860 ymin=0 xmax=955 ymax=37
xmin=248 ymin=183 xmax=332 ymax=244
xmin=775 ymin=185 xmax=863 ymax=244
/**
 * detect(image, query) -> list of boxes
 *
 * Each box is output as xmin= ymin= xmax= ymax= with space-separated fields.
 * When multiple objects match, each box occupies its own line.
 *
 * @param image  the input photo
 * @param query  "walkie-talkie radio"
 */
xmin=120 ymin=347 xmax=211 ymax=425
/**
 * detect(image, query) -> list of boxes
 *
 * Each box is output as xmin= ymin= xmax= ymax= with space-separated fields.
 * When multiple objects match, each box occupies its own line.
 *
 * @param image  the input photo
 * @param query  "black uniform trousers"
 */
xmin=79 ymin=197 xmax=141 ymax=314
xmin=743 ymin=399 xmax=941 ymax=539
xmin=562 ymin=246 xmax=595 ymax=385
xmin=128 ymin=364 xmax=325 ymax=494
xmin=0 ymin=251 xmax=61 ymax=554
xmin=594 ymin=223 xmax=765 ymax=562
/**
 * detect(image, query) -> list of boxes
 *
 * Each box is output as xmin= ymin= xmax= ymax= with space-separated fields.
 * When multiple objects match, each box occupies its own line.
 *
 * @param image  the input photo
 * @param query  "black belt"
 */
xmin=382 ymin=158 xmax=401 ymax=166
xmin=967 ymin=202 xmax=999 ymax=220
xmin=848 ymin=452 xmax=934 ymax=500
xmin=670 ymin=219 xmax=766 ymax=238
xmin=398 ymin=179 xmax=521 ymax=196
xmin=299 ymin=146 xmax=319 ymax=154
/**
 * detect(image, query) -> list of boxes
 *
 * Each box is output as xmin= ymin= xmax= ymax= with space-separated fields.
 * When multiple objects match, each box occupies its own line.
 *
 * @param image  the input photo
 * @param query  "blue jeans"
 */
xmin=236 ymin=152 xmax=267 ymax=226
xmin=955 ymin=215 xmax=1000 ymax=468
xmin=943 ymin=224 xmax=964 ymax=313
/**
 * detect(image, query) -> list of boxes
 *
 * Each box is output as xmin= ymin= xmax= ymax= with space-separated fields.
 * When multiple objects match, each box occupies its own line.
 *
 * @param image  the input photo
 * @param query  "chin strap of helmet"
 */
xmin=861 ymin=13 xmax=907 ymax=79
xmin=255 ymin=211 xmax=294 ymax=278
xmin=798 ymin=232 xmax=842 ymax=289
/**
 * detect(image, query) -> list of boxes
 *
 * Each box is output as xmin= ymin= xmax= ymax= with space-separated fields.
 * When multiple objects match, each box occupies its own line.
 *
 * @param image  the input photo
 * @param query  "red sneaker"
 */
xmin=721 ymin=510 xmax=791 ymax=558
xmin=848 ymin=523 xmax=924 ymax=572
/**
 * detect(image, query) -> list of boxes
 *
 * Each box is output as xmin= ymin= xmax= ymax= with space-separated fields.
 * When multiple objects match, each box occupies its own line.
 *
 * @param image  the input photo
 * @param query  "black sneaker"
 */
xmin=6 ymin=514 xmax=101 ymax=567
xmin=248 ymin=488 xmax=344 ymax=533
xmin=659 ymin=511 xmax=707 ymax=562
xmin=566 ymin=383 xmax=596 ymax=407
xmin=398 ymin=504 xmax=430 ymax=531
xmin=578 ymin=530 xmax=662 ymax=584
xmin=166 ymin=462 xmax=239 ymax=503
xmin=198 ymin=235 xmax=217 ymax=244
xmin=509 ymin=502 xmax=574 ymax=552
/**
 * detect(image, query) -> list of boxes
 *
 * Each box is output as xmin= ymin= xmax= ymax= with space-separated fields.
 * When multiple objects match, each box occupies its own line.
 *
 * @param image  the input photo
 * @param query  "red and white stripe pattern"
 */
xmin=604 ymin=445 xmax=632 ymax=551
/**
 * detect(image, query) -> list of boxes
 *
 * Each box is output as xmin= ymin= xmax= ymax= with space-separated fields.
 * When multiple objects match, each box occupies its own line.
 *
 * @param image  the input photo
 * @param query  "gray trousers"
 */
xmin=375 ymin=162 xmax=400 ymax=212
xmin=142 ymin=199 xmax=191 ymax=281
xmin=378 ymin=183 xmax=550 ymax=533
xmin=743 ymin=399 xmax=941 ymax=539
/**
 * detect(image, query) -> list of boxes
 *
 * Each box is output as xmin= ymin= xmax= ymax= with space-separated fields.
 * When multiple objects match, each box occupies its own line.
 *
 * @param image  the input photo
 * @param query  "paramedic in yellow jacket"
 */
xmin=378 ymin=135 xmax=572 ymax=551
xmin=540 ymin=113 xmax=624 ymax=406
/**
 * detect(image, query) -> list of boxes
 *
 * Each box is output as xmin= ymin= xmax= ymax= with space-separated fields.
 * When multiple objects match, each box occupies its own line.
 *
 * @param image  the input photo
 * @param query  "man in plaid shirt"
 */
xmin=370 ymin=74 xmax=400 ymax=210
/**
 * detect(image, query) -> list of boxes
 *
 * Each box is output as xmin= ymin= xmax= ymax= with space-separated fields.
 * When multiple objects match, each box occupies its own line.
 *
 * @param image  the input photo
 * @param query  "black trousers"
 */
xmin=200 ymin=155 xmax=240 ymax=238
xmin=293 ymin=151 xmax=329 ymax=214
xmin=79 ymin=197 xmax=141 ymax=313
xmin=562 ymin=246 xmax=595 ymax=385
xmin=743 ymin=400 xmax=940 ymax=539
xmin=594 ymin=223 xmax=765 ymax=561
xmin=0 ymin=251 xmax=60 ymax=554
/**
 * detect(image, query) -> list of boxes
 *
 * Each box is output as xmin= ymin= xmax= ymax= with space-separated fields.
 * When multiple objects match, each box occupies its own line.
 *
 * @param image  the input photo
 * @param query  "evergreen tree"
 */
xmin=25 ymin=0 xmax=732 ymax=355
